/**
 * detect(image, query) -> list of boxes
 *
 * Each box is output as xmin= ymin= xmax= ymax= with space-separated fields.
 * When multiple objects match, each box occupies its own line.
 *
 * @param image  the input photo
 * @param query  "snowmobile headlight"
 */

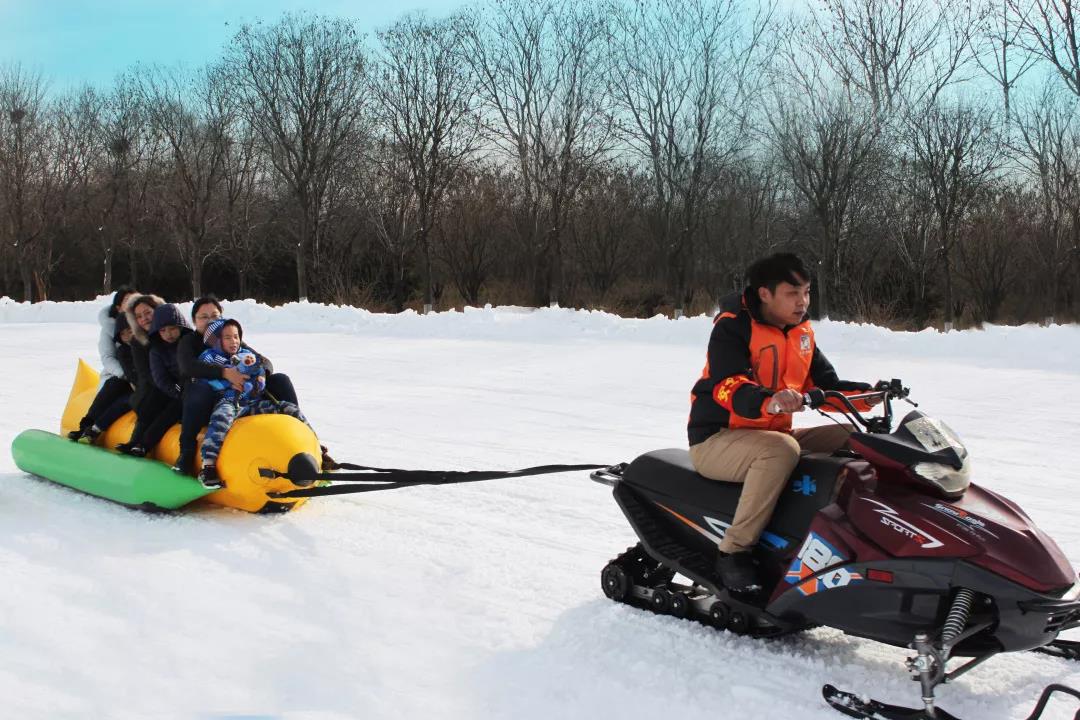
xmin=911 ymin=460 xmax=970 ymax=498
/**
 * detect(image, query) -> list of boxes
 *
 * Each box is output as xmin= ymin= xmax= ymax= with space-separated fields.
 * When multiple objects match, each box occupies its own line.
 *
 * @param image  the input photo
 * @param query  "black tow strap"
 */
xmin=264 ymin=462 xmax=609 ymax=499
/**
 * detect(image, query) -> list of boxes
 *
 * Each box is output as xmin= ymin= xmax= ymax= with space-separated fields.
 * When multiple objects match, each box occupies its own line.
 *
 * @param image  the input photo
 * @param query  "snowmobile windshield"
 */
xmin=902 ymin=416 xmax=968 ymax=462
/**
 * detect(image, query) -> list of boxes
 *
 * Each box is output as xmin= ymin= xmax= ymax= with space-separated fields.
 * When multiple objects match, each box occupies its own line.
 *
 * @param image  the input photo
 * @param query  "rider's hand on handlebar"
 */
xmin=767 ymin=388 xmax=805 ymax=414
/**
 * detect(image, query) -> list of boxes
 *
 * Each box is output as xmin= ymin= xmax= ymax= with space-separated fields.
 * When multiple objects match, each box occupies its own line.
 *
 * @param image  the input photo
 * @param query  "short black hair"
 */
xmin=221 ymin=318 xmax=243 ymax=341
xmin=109 ymin=285 xmax=135 ymax=318
xmin=191 ymin=295 xmax=223 ymax=321
xmin=747 ymin=253 xmax=810 ymax=293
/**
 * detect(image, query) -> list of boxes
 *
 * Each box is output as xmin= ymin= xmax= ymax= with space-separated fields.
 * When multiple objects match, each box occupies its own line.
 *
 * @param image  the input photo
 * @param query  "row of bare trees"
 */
xmin=2 ymin=0 xmax=1080 ymax=327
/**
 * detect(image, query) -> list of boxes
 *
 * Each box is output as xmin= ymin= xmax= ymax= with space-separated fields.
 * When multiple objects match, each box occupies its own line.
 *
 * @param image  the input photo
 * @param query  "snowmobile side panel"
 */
xmin=11 ymin=429 xmax=212 ymax=510
xmin=622 ymin=448 xmax=852 ymax=551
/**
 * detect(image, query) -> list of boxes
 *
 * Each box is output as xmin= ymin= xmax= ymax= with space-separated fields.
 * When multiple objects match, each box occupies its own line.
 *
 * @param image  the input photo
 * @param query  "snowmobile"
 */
xmin=591 ymin=380 xmax=1080 ymax=719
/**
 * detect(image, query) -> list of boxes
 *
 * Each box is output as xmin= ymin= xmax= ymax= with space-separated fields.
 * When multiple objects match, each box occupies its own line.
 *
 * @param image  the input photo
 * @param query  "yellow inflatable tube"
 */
xmin=62 ymin=359 xmax=323 ymax=513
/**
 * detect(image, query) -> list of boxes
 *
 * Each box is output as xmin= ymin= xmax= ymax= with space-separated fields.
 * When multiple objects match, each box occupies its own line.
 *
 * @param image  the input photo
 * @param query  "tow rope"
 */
xmin=263 ymin=462 xmax=609 ymax=499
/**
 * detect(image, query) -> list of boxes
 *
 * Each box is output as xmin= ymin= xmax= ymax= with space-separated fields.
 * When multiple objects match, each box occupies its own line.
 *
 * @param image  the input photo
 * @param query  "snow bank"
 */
xmin=3 ymin=295 xmax=1078 ymax=374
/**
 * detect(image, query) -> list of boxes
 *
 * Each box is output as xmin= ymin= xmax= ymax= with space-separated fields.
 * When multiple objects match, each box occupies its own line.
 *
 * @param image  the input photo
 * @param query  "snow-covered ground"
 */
xmin=1 ymin=297 xmax=1079 ymax=720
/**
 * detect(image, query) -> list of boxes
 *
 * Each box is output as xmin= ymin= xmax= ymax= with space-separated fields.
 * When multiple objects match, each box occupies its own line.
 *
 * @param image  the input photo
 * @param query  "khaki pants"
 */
xmin=688 ymin=425 xmax=853 ymax=553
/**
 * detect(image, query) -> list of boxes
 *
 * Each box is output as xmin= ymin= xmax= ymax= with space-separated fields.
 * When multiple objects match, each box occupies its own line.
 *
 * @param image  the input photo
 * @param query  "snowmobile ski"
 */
xmin=1033 ymin=638 xmax=1080 ymax=661
xmin=824 ymin=682 xmax=1080 ymax=720
xmin=823 ymin=684 xmax=962 ymax=720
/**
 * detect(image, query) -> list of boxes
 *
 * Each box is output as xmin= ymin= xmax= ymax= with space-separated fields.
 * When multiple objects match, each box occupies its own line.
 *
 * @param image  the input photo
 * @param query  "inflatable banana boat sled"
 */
xmin=11 ymin=360 xmax=325 ymax=513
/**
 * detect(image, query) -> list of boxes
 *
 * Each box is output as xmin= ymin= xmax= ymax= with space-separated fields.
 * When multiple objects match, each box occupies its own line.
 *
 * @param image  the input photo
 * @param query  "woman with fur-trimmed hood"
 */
xmin=118 ymin=293 xmax=166 ymax=456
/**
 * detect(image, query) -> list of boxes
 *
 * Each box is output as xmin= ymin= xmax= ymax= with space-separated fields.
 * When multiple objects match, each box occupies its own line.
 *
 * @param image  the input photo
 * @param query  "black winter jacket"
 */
xmin=149 ymin=327 xmax=196 ymax=399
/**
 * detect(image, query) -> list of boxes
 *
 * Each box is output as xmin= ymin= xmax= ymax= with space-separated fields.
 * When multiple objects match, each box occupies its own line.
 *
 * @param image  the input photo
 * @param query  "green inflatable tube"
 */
xmin=11 ymin=429 xmax=213 ymax=510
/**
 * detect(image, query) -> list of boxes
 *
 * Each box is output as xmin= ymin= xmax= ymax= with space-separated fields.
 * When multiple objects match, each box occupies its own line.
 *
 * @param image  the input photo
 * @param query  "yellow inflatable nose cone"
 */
xmin=212 ymin=413 xmax=321 ymax=513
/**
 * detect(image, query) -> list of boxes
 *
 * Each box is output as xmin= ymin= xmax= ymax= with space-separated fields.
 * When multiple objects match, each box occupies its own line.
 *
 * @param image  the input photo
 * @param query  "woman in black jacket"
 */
xmin=139 ymin=303 xmax=194 ymax=455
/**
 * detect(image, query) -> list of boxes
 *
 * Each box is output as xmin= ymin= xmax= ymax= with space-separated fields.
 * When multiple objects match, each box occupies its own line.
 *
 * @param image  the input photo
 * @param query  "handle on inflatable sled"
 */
xmin=262 ymin=462 xmax=611 ymax=498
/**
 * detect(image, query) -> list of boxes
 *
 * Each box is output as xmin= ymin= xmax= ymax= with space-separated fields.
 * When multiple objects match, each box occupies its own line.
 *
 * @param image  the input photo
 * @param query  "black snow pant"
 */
xmin=129 ymin=387 xmax=170 ymax=447
xmin=266 ymin=373 xmax=298 ymax=405
xmin=141 ymin=397 xmax=183 ymax=453
xmin=178 ymin=372 xmax=299 ymax=456
xmin=94 ymin=390 xmax=135 ymax=432
xmin=79 ymin=377 xmax=131 ymax=432
xmin=178 ymin=382 xmax=217 ymax=457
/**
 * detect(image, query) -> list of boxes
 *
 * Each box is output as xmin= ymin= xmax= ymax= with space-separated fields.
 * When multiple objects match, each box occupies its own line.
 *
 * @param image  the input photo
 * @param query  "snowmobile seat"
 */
xmin=622 ymin=448 xmax=851 ymax=546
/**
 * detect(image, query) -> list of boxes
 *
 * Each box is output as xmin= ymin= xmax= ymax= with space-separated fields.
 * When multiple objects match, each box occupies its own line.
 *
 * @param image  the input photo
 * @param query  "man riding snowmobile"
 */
xmin=689 ymin=252 xmax=876 ymax=592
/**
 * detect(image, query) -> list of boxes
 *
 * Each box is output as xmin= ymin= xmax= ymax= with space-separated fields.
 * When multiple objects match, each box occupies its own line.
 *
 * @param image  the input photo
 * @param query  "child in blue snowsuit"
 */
xmin=196 ymin=318 xmax=312 ymax=488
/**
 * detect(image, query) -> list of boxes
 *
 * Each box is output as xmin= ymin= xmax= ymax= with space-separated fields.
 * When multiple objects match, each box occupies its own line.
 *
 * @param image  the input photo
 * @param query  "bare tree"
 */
xmin=905 ymin=100 xmax=1003 ymax=330
xmin=94 ymin=75 xmax=154 ymax=292
xmin=362 ymin=139 xmax=421 ymax=309
xmin=0 ymin=64 xmax=55 ymax=301
xmin=375 ymin=12 xmax=482 ymax=313
xmin=1012 ymin=0 xmax=1080 ymax=97
xmin=608 ymin=0 xmax=772 ymax=316
xmin=219 ymin=113 xmax=268 ymax=299
xmin=44 ymin=86 xmax=105 ymax=299
xmin=138 ymin=65 xmax=231 ymax=298
xmin=880 ymin=155 xmax=938 ymax=324
xmin=567 ymin=163 xmax=646 ymax=299
xmin=968 ymin=0 xmax=1039 ymax=120
xmin=1012 ymin=85 xmax=1080 ymax=323
xmin=770 ymin=91 xmax=881 ymax=318
xmin=465 ymin=0 xmax=613 ymax=307
xmin=956 ymin=188 xmax=1023 ymax=323
xmin=807 ymin=0 xmax=971 ymax=120
xmin=434 ymin=163 xmax=513 ymax=304
xmin=225 ymin=13 xmax=371 ymax=301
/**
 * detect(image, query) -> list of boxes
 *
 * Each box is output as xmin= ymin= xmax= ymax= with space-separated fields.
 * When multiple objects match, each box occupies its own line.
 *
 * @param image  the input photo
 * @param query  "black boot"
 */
xmin=77 ymin=426 xmax=102 ymax=445
xmin=171 ymin=450 xmax=195 ymax=476
xmin=716 ymin=550 xmax=761 ymax=593
xmin=116 ymin=442 xmax=147 ymax=458
xmin=197 ymin=465 xmax=224 ymax=489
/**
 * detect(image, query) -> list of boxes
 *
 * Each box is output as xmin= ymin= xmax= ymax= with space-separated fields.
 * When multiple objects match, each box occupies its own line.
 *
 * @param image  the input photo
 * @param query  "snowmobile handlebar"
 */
xmin=806 ymin=379 xmax=911 ymax=433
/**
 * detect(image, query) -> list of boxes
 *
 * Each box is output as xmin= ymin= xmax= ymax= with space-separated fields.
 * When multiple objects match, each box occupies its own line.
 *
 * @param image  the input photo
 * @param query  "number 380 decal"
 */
xmin=785 ymin=532 xmax=863 ymax=596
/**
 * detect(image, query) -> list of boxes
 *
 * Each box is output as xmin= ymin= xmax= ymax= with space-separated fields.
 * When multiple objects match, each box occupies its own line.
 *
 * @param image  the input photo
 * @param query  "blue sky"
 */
xmin=0 ymin=0 xmax=467 ymax=91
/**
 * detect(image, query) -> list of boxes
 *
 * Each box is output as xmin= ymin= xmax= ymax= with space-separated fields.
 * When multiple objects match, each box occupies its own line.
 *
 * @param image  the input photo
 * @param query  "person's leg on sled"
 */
xmin=197 ymin=398 xmax=238 ymax=489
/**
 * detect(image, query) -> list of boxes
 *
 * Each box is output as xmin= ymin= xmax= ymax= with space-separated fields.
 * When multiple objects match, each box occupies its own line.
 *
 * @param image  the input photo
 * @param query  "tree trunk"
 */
xmin=296 ymin=241 xmax=307 ymax=302
xmin=34 ymin=270 xmax=48 ymax=302
xmin=422 ymin=230 xmax=433 ymax=314
xmin=295 ymin=208 xmax=311 ymax=302
xmin=550 ymin=229 xmax=562 ymax=308
xmin=128 ymin=242 xmax=138 ymax=288
xmin=942 ymin=243 xmax=954 ymax=332
xmin=102 ymin=241 xmax=114 ymax=294
xmin=238 ymin=267 xmax=248 ymax=299
xmin=671 ymin=240 xmax=687 ymax=319
xmin=19 ymin=260 xmax=34 ymax=303
xmin=190 ymin=259 xmax=202 ymax=300
xmin=816 ymin=258 xmax=829 ymax=320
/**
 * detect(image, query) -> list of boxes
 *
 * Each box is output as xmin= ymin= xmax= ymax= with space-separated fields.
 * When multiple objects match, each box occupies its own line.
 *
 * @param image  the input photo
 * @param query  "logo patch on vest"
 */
xmin=800 ymin=333 xmax=811 ymax=353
